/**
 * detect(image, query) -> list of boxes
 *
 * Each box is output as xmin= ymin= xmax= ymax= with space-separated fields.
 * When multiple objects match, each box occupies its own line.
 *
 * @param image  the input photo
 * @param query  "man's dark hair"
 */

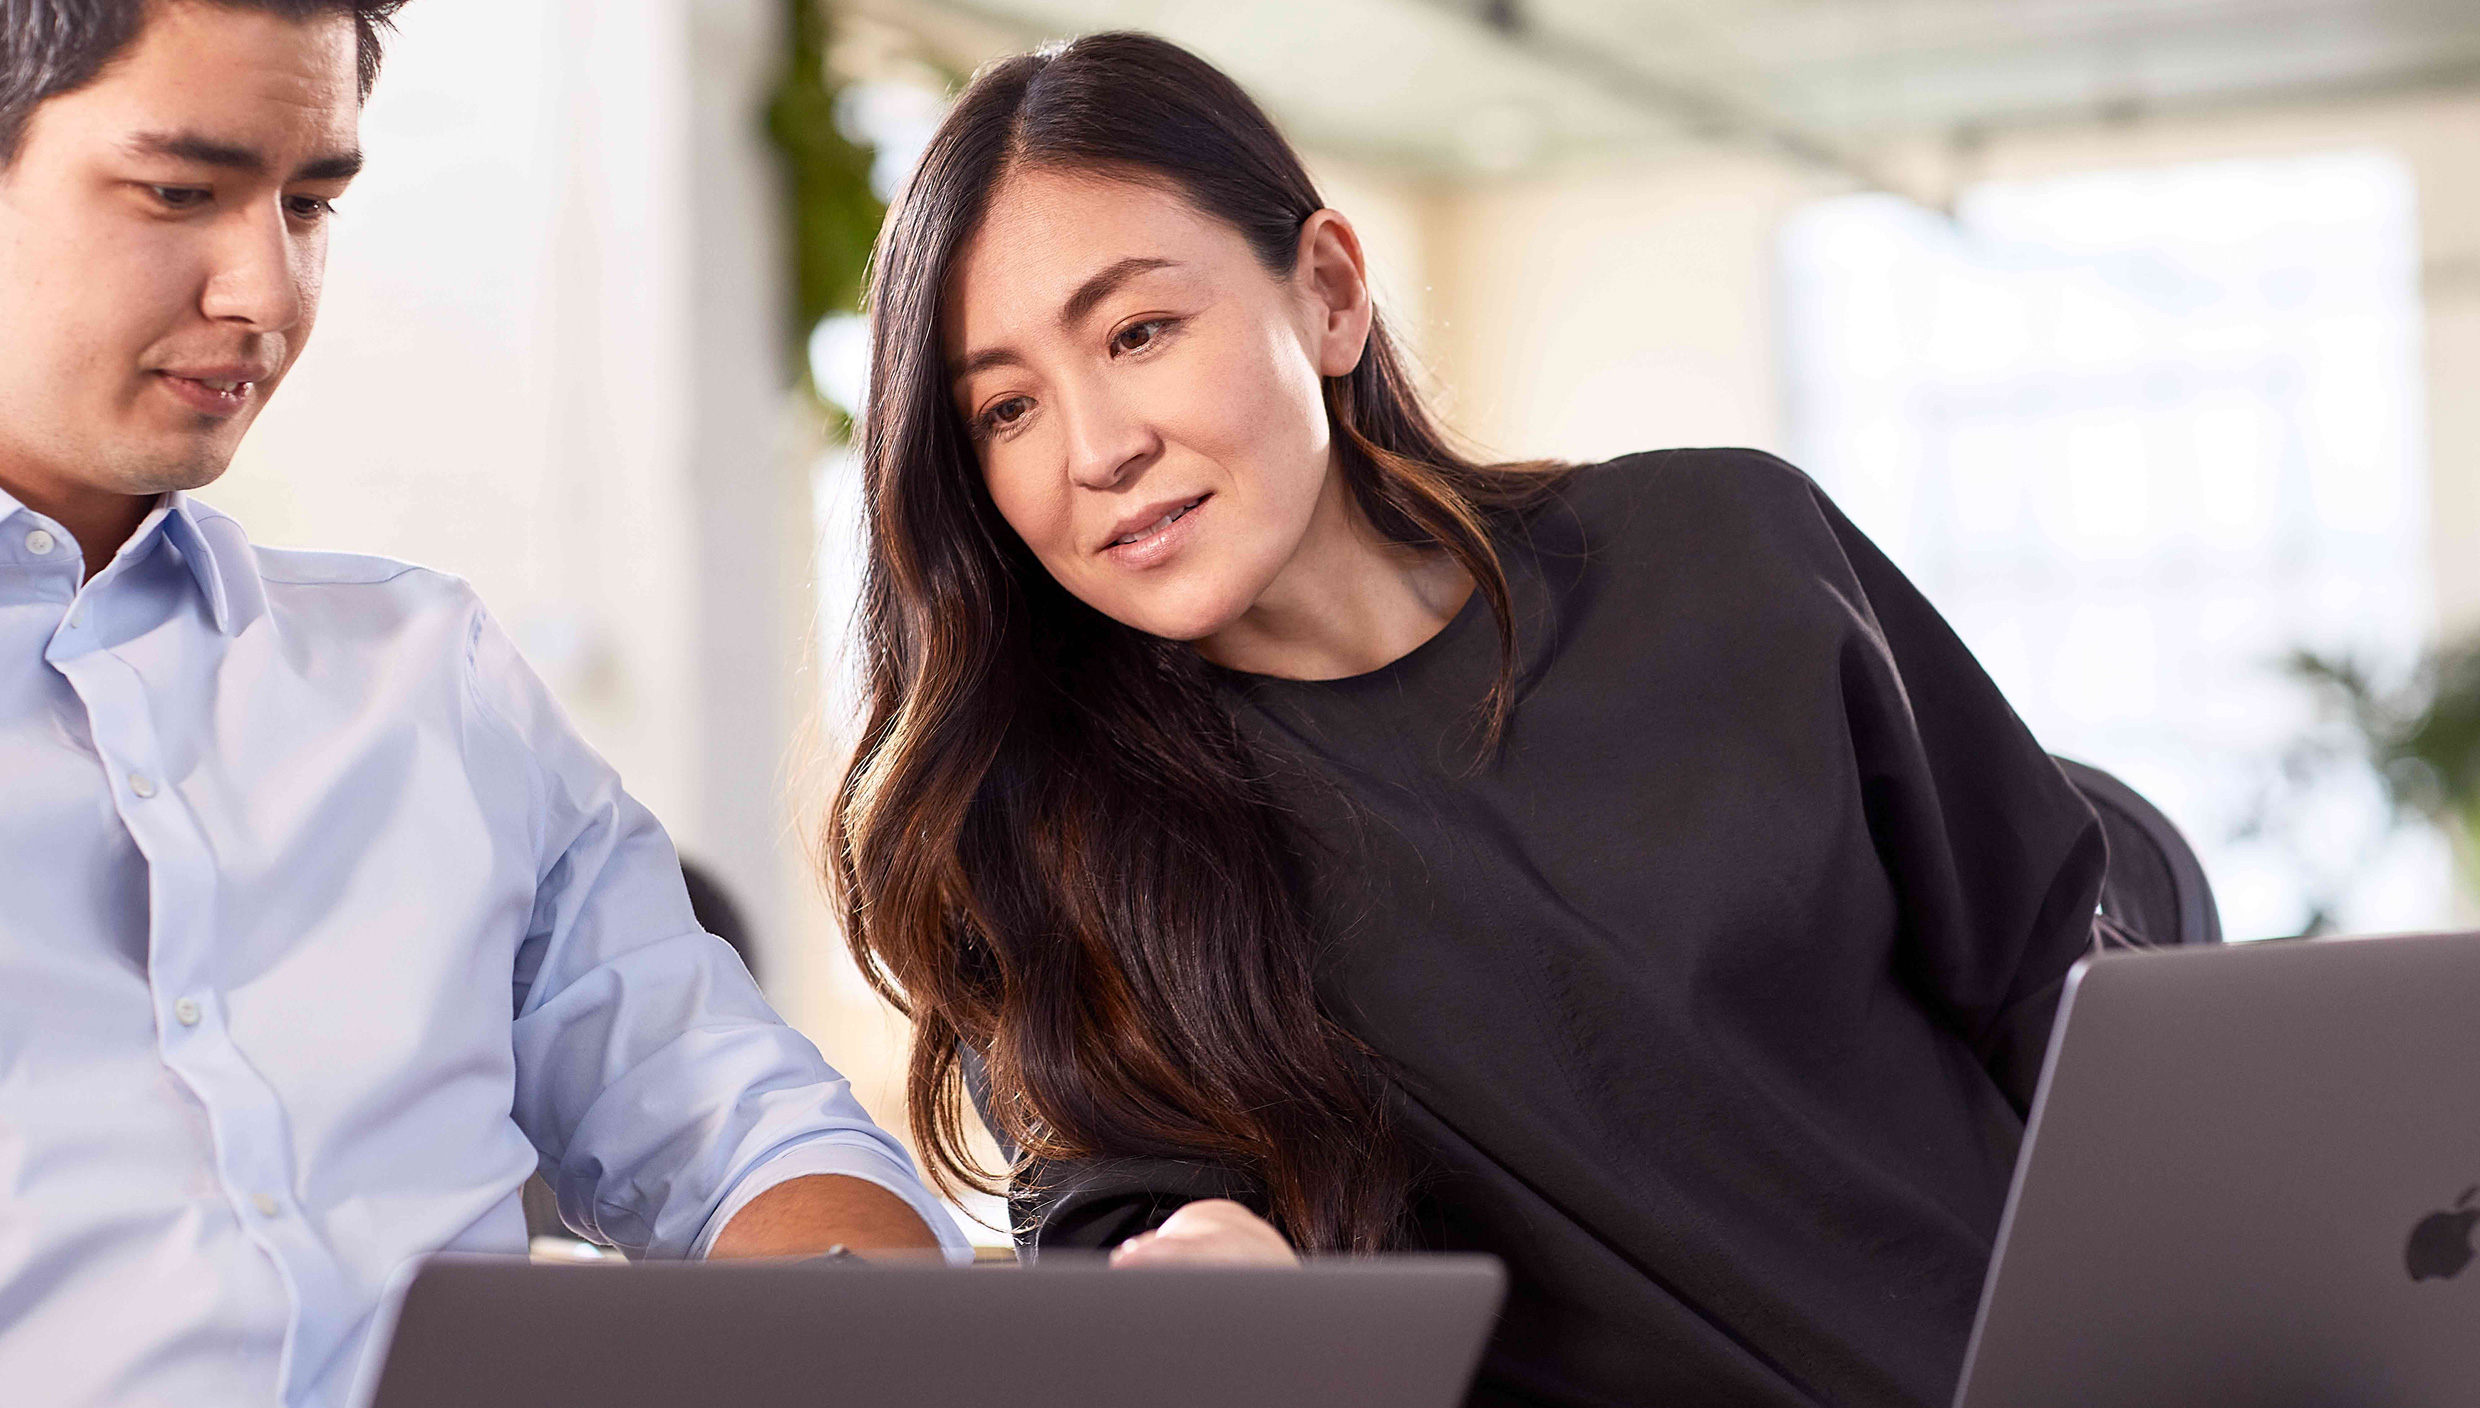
xmin=1 ymin=0 xmax=406 ymax=164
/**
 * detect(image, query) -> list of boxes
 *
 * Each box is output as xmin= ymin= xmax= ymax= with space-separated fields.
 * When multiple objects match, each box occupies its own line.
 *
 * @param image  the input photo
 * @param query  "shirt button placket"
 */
xmin=50 ymin=553 xmax=357 ymax=1396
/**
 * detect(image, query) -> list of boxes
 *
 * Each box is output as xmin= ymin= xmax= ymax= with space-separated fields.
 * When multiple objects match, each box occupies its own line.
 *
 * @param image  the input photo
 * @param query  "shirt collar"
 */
xmin=0 ymin=486 xmax=235 ymax=635
xmin=157 ymin=492 xmax=235 ymax=635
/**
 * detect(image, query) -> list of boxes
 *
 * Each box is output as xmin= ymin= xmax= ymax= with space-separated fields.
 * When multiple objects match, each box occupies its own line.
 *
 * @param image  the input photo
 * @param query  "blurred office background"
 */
xmin=207 ymin=0 xmax=2480 ymax=1233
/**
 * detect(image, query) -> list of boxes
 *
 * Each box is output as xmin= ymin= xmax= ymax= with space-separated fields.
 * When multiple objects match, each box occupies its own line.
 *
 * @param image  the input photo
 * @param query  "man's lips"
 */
xmin=153 ymin=369 xmax=267 ymax=417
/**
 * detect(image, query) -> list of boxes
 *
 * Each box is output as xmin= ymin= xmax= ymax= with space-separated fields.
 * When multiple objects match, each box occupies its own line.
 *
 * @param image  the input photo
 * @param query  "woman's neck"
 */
xmin=1193 ymin=465 xmax=1475 ymax=680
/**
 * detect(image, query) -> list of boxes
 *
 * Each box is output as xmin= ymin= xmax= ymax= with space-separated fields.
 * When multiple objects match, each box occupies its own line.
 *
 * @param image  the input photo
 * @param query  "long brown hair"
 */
xmin=827 ymin=31 xmax=1564 ymax=1252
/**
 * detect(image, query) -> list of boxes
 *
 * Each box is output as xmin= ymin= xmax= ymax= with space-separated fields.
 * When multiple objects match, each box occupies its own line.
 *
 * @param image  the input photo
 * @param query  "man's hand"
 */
xmin=1108 ymin=1199 xmax=1299 ymax=1268
xmin=706 ymin=1174 xmax=942 ymax=1260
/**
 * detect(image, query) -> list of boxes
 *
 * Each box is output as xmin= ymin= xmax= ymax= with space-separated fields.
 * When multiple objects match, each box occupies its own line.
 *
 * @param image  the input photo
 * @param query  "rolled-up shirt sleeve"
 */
xmin=465 ymin=609 xmax=967 ymax=1263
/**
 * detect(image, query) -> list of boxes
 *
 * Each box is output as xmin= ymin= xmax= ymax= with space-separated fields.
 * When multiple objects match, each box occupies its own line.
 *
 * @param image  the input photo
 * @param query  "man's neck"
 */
xmin=0 ymin=468 xmax=156 ymax=582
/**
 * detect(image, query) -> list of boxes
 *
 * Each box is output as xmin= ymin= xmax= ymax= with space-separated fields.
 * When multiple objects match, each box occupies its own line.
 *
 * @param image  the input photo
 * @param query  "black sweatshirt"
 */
xmin=1016 ymin=449 xmax=2106 ymax=1408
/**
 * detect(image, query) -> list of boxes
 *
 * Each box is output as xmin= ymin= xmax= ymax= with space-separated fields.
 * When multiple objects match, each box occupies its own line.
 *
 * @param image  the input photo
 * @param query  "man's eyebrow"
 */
xmin=1059 ymin=256 xmax=1180 ymax=327
xmin=128 ymin=130 xmax=268 ymax=175
xmin=295 ymin=149 xmax=365 ymax=183
xmin=125 ymin=131 xmax=364 ymax=183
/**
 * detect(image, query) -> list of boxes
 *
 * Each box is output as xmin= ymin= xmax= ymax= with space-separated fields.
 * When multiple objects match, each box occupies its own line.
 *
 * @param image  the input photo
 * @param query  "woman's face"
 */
xmin=945 ymin=169 xmax=1371 ymax=643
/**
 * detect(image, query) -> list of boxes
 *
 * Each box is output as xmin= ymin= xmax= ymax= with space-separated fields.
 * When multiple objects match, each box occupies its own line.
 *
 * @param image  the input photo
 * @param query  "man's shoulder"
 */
xmin=188 ymin=501 xmax=472 ymax=597
xmin=250 ymin=542 xmax=458 ymax=593
xmin=185 ymin=501 xmax=486 ymax=647
xmin=249 ymin=545 xmax=485 ymax=644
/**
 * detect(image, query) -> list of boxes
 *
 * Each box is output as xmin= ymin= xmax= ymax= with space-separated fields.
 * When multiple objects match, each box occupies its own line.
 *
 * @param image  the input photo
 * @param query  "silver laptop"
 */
xmin=365 ymin=1252 xmax=1503 ymax=1408
xmin=1956 ymin=929 xmax=2480 ymax=1407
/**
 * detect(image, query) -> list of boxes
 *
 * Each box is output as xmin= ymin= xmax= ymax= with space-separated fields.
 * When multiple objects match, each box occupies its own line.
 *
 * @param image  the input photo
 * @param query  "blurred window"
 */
xmin=1781 ymin=151 xmax=2444 ymax=940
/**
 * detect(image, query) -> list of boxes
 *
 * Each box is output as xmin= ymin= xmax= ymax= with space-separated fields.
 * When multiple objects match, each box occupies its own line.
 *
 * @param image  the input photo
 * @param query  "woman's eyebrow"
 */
xmin=951 ymin=257 xmax=1184 ymax=382
xmin=952 ymin=346 xmax=1025 ymax=382
xmin=1059 ymin=256 xmax=1180 ymax=327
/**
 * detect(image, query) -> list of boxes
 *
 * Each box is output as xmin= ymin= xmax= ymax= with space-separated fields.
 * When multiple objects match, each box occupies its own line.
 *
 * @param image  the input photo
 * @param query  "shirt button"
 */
xmin=252 ymin=1193 xmax=281 ymax=1218
xmin=128 ymin=772 xmax=157 ymax=799
xmin=24 ymin=529 xmax=55 ymax=556
xmin=173 ymin=997 xmax=202 ymax=1027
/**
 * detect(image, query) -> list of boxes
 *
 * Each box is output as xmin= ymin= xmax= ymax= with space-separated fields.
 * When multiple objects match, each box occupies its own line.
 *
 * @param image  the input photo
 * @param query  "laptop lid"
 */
xmin=1954 ymin=930 xmax=2480 ymax=1408
xmin=366 ymin=1254 xmax=1505 ymax=1408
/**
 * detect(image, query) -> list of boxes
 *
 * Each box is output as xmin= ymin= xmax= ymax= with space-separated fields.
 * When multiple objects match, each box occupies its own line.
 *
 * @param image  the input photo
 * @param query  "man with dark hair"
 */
xmin=0 ymin=6 xmax=962 ymax=1406
xmin=0 ymin=0 xmax=403 ymax=161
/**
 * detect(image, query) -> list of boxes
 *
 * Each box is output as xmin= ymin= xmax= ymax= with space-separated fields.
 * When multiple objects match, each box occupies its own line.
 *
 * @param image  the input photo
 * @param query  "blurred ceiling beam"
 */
xmin=850 ymin=0 xmax=2480 ymax=205
xmin=1409 ymin=0 xmax=1948 ymax=208
xmin=1530 ymin=0 xmax=2480 ymax=141
xmin=871 ymin=0 xmax=1933 ymax=201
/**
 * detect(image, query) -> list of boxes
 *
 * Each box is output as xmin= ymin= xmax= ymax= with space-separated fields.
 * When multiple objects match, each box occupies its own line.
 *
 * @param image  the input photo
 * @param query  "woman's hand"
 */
xmin=1108 ymin=1199 xmax=1300 ymax=1269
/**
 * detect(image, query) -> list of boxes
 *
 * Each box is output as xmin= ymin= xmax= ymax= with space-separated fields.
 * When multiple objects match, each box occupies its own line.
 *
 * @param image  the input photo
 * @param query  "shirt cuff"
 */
xmin=690 ymin=1138 xmax=973 ymax=1264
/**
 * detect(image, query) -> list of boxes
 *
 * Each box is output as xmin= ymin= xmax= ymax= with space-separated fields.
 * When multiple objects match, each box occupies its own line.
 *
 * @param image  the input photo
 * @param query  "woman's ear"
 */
xmin=1294 ymin=209 xmax=1374 ymax=379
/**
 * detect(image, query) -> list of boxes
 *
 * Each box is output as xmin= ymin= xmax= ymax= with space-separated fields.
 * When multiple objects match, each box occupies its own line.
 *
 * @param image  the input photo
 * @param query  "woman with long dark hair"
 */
xmin=828 ymin=32 xmax=2104 ymax=1408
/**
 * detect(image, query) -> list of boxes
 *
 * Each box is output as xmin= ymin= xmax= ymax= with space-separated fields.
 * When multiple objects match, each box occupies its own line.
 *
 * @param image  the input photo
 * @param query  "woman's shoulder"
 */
xmin=1520 ymin=446 xmax=1856 ymax=584
xmin=1557 ymin=445 xmax=1824 ymax=520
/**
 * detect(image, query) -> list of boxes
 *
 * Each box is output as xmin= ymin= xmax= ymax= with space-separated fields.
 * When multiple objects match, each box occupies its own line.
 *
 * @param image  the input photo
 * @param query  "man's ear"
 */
xmin=1295 ymin=209 xmax=1373 ymax=379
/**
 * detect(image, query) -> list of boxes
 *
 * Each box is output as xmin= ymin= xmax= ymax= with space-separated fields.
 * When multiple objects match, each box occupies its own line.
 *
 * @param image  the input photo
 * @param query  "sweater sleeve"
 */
xmin=961 ymin=1049 xmax=1266 ymax=1254
xmin=1791 ymin=464 xmax=2106 ymax=1112
xmin=1012 ymin=1157 xmax=1267 ymax=1254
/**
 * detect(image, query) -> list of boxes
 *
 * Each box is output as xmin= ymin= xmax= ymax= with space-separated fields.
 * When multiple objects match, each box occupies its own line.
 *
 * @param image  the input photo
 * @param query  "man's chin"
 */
xmin=107 ymin=432 xmax=248 ymax=498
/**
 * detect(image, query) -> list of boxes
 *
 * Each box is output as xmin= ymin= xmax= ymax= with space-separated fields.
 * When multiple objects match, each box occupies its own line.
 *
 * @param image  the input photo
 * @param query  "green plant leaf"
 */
xmin=766 ymin=0 xmax=886 ymax=412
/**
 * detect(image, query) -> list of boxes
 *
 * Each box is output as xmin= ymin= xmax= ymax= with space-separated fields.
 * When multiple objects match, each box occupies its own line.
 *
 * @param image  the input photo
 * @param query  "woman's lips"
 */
xmin=1102 ymin=494 xmax=1208 ymax=570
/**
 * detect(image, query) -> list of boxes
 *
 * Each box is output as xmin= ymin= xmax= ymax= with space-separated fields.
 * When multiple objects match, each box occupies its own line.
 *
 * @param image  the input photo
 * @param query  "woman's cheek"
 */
xmin=1204 ymin=339 xmax=1306 ymax=452
xmin=982 ymin=442 xmax=1067 ymax=558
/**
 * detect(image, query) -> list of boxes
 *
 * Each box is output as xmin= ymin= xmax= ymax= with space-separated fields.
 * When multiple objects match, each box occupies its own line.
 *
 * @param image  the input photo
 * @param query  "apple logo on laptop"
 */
xmin=2405 ymin=1186 xmax=2480 ymax=1282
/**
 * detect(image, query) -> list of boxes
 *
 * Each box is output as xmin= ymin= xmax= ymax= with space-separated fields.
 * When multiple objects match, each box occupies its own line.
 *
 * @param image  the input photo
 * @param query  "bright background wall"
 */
xmin=203 ymin=0 xmax=2480 ymax=1232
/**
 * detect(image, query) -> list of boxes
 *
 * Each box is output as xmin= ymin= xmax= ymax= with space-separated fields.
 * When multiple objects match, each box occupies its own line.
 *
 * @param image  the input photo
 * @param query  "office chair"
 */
xmin=2053 ymin=757 xmax=2224 ymax=950
xmin=681 ymin=858 xmax=759 ymax=984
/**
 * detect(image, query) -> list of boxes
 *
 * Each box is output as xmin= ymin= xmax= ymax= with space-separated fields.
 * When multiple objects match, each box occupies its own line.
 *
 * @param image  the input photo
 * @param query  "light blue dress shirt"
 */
xmin=0 ymin=489 xmax=965 ymax=1408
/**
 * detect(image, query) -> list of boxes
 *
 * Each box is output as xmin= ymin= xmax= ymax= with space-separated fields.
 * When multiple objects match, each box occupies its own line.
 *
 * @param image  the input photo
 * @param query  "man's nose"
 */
xmin=199 ymin=204 xmax=307 ymax=333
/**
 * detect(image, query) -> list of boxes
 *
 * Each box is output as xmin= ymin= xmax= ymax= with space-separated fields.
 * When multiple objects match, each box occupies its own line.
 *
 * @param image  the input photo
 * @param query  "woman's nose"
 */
xmin=1061 ymin=387 xmax=1158 ymax=491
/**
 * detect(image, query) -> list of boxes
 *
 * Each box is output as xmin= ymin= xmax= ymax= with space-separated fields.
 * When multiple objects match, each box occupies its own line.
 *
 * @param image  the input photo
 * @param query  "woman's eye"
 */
xmin=979 ymin=396 xmax=1033 ymax=436
xmin=1111 ymin=319 xmax=1172 ymax=356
